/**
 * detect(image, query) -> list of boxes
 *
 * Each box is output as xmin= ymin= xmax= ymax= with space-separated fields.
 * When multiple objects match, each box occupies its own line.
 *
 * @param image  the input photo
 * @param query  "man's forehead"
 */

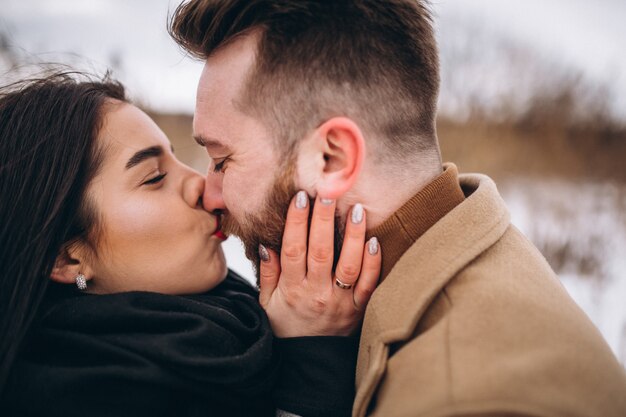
xmin=207 ymin=30 xmax=260 ymax=68
xmin=193 ymin=37 xmax=256 ymax=146
xmin=191 ymin=101 xmax=241 ymax=150
xmin=196 ymin=31 xmax=257 ymax=101
xmin=192 ymin=33 xmax=267 ymax=155
xmin=192 ymin=86 xmax=238 ymax=151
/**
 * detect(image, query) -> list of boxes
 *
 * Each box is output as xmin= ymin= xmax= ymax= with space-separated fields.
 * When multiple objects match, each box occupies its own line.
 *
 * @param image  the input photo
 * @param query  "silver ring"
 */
xmin=335 ymin=277 xmax=353 ymax=290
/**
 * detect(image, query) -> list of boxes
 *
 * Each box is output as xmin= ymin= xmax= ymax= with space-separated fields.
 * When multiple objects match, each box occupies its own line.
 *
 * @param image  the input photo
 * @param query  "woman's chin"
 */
xmin=207 ymin=246 xmax=229 ymax=289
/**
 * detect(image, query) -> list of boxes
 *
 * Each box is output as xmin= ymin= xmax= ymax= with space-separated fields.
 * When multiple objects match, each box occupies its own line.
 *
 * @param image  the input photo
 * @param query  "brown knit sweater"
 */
xmin=367 ymin=163 xmax=465 ymax=279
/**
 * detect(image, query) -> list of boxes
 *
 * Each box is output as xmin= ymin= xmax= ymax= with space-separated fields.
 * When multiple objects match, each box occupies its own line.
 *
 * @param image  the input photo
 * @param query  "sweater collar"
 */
xmin=367 ymin=162 xmax=465 ymax=279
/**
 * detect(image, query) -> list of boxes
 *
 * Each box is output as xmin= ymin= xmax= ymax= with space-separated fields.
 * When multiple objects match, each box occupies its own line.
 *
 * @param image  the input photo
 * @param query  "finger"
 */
xmin=259 ymin=247 xmax=280 ymax=308
xmin=353 ymin=237 xmax=381 ymax=311
xmin=306 ymin=196 xmax=336 ymax=289
xmin=334 ymin=203 xmax=366 ymax=291
xmin=279 ymin=191 xmax=310 ymax=286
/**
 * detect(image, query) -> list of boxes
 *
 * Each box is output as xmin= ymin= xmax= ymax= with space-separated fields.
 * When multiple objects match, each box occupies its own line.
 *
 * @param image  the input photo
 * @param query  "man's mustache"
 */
xmin=220 ymin=213 xmax=242 ymax=237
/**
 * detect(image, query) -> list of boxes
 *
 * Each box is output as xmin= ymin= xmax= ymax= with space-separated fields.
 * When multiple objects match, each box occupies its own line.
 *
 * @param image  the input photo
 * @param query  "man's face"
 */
xmin=194 ymin=33 xmax=345 ymax=273
xmin=193 ymin=33 xmax=296 ymax=269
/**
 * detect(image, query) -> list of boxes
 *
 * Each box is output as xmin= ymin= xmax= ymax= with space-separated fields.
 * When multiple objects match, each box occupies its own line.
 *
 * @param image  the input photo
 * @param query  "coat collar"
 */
xmin=367 ymin=163 xmax=466 ymax=279
xmin=354 ymin=173 xmax=511 ymax=416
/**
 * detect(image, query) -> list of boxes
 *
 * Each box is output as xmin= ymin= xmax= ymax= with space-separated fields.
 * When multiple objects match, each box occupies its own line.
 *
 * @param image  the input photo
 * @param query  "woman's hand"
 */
xmin=258 ymin=192 xmax=381 ymax=338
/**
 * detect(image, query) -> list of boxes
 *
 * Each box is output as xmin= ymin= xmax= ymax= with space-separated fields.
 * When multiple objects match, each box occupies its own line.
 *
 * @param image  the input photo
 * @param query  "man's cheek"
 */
xmin=221 ymin=189 xmax=240 ymax=218
xmin=224 ymin=179 xmax=250 ymax=215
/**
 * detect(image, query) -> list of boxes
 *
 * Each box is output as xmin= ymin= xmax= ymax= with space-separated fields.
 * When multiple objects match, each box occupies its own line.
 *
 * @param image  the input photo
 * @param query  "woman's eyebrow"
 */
xmin=125 ymin=146 xmax=163 ymax=170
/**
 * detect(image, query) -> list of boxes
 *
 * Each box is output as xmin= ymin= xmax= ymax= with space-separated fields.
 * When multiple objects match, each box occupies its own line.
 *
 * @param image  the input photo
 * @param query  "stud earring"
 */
xmin=75 ymin=273 xmax=87 ymax=291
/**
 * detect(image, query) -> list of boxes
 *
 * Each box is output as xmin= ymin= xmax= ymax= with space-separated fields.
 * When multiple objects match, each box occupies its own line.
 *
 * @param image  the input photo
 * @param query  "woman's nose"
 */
xmin=202 ymin=171 xmax=226 ymax=213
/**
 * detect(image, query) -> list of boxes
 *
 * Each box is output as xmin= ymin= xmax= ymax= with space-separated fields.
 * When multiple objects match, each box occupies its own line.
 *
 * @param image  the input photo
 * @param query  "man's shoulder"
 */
xmin=444 ymin=225 xmax=621 ymax=372
xmin=371 ymin=226 xmax=626 ymax=417
xmin=359 ymin=173 xmax=626 ymax=417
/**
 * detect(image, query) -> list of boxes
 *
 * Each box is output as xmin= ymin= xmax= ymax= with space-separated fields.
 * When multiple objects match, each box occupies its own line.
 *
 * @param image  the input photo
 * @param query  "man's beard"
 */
xmin=220 ymin=156 xmax=344 ymax=282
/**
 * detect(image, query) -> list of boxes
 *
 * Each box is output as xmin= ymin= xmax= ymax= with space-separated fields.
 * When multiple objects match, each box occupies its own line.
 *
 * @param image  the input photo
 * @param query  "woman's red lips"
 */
xmin=214 ymin=230 xmax=227 ymax=241
xmin=212 ymin=215 xmax=228 ymax=241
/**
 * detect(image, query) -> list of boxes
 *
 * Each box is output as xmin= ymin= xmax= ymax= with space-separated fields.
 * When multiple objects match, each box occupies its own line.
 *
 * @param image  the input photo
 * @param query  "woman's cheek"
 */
xmin=103 ymin=200 xmax=177 ymax=258
xmin=105 ymin=199 xmax=172 ymax=244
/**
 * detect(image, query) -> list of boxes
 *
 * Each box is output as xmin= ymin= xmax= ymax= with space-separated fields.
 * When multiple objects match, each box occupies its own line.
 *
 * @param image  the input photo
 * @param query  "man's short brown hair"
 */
xmin=169 ymin=0 xmax=440 ymax=162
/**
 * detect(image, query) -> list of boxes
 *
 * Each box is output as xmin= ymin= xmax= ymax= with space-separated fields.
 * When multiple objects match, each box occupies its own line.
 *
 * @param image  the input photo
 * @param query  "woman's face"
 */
xmin=81 ymin=102 xmax=227 ymax=294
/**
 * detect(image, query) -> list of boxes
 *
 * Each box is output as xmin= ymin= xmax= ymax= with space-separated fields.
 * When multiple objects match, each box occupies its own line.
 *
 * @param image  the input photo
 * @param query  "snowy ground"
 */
xmin=501 ymin=179 xmax=626 ymax=364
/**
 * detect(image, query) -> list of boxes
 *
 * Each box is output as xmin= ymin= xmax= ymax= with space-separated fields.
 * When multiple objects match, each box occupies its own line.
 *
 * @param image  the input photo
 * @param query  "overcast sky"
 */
xmin=1 ymin=0 xmax=625 ymax=116
xmin=440 ymin=0 xmax=626 ymax=80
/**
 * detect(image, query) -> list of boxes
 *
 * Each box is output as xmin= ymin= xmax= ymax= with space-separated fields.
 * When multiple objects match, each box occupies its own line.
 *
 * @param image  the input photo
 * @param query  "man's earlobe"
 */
xmin=315 ymin=117 xmax=365 ymax=199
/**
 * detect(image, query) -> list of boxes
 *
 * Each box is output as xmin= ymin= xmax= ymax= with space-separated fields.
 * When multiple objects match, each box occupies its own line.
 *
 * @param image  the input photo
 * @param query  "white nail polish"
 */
xmin=258 ymin=244 xmax=270 ymax=262
xmin=368 ymin=237 xmax=379 ymax=255
xmin=296 ymin=191 xmax=308 ymax=209
xmin=351 ymin=203 xmax=364 ymax=224
xmin=320 ymin=198 xmax=334 ymax=205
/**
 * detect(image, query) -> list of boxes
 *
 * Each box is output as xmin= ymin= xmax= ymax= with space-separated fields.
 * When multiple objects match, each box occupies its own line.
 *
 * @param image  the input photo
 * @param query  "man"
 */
xmin=169 ymin=1 xmax=626 ymax=416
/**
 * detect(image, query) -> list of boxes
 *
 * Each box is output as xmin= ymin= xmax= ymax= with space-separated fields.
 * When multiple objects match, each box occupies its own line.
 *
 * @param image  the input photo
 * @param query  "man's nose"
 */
xmin=203 ymin=172 xmax=226 ymax=213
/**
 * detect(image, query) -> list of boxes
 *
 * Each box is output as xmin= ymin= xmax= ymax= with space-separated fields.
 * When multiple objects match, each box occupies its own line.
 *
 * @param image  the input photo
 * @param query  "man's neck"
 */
xmin=339 ymin=164 xmax=443 ymax=231
xmin=342 ymin=162 xmax=465 ymax=279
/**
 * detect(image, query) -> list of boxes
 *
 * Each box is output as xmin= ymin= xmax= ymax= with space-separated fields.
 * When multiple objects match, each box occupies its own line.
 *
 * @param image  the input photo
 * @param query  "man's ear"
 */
xmin=50 ymin=243 xmax=93 ymax=285
xmin=298 ymin=117 xmax=365 ymax=199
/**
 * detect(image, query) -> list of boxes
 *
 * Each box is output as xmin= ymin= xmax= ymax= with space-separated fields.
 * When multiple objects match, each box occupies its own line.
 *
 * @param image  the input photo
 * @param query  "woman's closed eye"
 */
xmin=141 ymin=172 xmax=167 ymax=186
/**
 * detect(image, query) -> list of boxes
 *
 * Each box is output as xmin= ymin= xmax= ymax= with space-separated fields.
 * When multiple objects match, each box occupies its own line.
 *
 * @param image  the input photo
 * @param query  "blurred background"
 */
xmin=1 ymin=0 xmax=624 ymax=364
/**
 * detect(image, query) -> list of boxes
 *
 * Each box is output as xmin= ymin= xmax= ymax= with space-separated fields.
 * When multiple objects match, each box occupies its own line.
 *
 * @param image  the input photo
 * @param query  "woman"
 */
xmin=0 ymin=72 xmax=380 ymax=416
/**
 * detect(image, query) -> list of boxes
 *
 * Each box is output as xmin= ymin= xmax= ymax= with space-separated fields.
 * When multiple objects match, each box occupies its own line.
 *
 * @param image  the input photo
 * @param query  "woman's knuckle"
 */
xmin=311 ymin=296 xmax=329 ymax=313
xmin=363 ymin=288 xmax=375 ymax=300
xmin=259 ymin=271 xmax=274 ymax=282
xmin=315 ymin=208 xmax=334 ymax=222
xmin=356 ymin=286 xmax=374 ymax=302
xmin=259 ymin=265 xmax=275 ymax=278
xmin=282 ymin=290 xmax=298 ymax=308
xmin=287 ymin=212 xmax=308 ymax=226
xmin=309 ymin=245 xmax=332 ymax=263
xmin=282 ymin=243 xmax=305 ymax=261
xmin=345 ymin=231 xmax=365 ymax=244
xmin=338 ymin=263 xmax=360 ymax=280
xmin=364 ymin=260 xmax=381 ymax=274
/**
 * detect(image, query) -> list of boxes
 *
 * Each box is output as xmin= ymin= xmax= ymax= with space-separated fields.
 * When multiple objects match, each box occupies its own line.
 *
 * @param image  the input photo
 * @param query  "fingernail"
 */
xmin=295 ymin=191 xmax=308 ymax=209
xmin=368 ymin=237 xmax=379 ymax=255
xmin=320 ymin=198 xmax=334 ymax=205
xmin=351 ymin=203 xmax=364 ymax=224
xmin=258 ymin=244 xmax=270 ymax=262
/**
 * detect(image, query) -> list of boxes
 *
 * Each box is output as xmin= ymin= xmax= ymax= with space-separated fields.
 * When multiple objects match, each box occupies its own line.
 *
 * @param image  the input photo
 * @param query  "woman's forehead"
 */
xmin=98 ymin=103 xmax=171 ymax=163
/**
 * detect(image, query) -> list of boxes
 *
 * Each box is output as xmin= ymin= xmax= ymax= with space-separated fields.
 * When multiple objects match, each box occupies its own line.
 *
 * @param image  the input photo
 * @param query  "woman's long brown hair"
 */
xmin=0 ymin=71 xmax=126 ymax=393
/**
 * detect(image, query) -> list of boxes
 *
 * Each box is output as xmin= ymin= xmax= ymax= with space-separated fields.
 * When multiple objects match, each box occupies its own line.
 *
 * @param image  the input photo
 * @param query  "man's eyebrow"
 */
xmin=125 ymin=146 xmax=163 ymax=170
xmin=193 ymin=134 xmax=230 ymax=151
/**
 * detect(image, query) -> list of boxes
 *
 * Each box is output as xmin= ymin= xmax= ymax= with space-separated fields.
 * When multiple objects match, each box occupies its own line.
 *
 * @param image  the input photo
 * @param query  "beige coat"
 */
xmin=354 ymin=173 xmax=626 ymax=417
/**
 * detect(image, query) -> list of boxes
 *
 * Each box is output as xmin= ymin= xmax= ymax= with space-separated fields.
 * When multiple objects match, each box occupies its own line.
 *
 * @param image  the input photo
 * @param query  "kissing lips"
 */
xmin=212 ymin=215 xmax=228 ymax=241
